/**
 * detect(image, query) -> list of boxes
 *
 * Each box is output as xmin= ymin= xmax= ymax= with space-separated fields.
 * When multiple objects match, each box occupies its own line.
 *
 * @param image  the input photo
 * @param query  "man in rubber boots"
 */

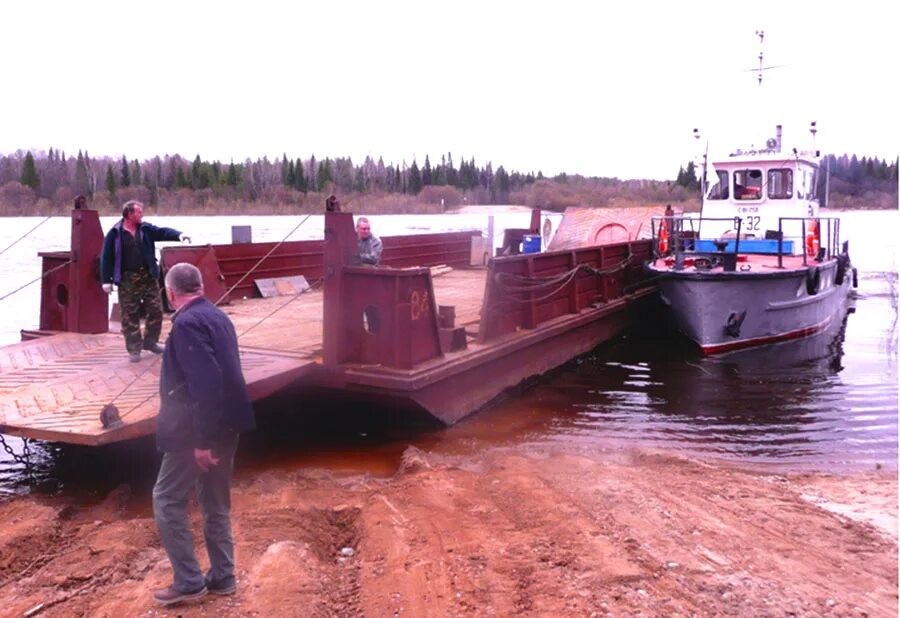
xmin=100 ymin=200 xmax=190 ymax=362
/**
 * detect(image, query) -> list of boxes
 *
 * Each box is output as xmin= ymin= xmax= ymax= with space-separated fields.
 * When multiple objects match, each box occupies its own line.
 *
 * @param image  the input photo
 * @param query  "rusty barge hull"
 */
xmin=0 ymin=209 xmax=654 ymax=445
xmin=317 ymin=291 xmax=650 ymax=424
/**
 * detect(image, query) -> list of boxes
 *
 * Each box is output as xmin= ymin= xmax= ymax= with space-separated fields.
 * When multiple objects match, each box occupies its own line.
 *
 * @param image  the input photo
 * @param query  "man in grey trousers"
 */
xmin=152 ymin=262 xmax=255 ymax=606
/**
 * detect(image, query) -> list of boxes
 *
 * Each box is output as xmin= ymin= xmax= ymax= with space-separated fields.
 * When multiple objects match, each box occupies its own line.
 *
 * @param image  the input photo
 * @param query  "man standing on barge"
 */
xmin=356 ymin=217 xmax=382 ymax=265
xmin=152 ymin=262 xmax=255 ymax=606
xmin=100 ymin=200 xmax=190 ymax=362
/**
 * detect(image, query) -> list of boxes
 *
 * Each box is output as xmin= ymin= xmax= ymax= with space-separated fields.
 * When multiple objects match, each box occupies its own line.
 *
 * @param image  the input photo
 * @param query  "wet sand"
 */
xmin=0 ymin=444 xmax=895 ymax=617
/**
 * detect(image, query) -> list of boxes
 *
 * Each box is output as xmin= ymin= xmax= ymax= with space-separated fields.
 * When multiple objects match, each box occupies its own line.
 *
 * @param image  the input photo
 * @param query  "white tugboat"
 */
xmin=646 ymin=34 xmax=856 ymax=355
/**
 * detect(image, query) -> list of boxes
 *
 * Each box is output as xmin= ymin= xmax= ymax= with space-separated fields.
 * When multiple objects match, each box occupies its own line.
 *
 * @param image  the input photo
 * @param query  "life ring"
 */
xmin=805 ymin=219 xmax=820 ymax=258
xmin=806 ymin=266 xmax=821 ymax=295
xmin=658 ymin=223 xmax=669 ymax=255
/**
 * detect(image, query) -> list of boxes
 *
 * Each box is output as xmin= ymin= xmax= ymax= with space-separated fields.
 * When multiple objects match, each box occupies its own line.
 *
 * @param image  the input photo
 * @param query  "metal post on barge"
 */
xmin=30 ymin=201 xmax=109 ymax=338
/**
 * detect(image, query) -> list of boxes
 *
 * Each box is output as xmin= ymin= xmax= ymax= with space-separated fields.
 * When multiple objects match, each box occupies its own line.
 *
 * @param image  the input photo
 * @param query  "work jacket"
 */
xmin=157 ymin=297 xmax=255 ymax=452
xmin=100 ymin=219 xmax=181 ymax=284
xmin=358 ymin=234 xmax=383 ymax=265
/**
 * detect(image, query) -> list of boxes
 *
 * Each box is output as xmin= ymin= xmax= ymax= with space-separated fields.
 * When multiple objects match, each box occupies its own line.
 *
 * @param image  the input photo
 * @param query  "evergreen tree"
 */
xmin=408 ymin=160 xmax=423 ymax=194
xmin=317 ymin=158 xmax=333 ymax=192
xmin=286 ymin=160 xmax=296 ymax=188
xmin=74 ymin=151 xmax=90 ymax=195
xmin=685 ymin=161 xmax=699 ymax=190
xmin=433 ymin=157 xmax=446 ymax=185
xmin=210 ymin=161 xmax=221 ymax=187
xmin=354 ymin=168 xmax=366 ymax=192
xmin=120 ymin=155 xmax=131 ymax=187
xmin=176 ymin=167 xmax=189 ymax=189
xmin=20 ymin=152 xmax=39 ymax=190
xmin=294 ymin=158 xmax=307 ymax=192
xmin=281 ymin=154 xmax=290 ymax=185
xmin=446 ymin=152 xmax=458 ymax=187
xmin=227 ymin=161 xmax=239 ymax=187
xmin=385 ymin=165 xmax=396 ymax=192
xmin=191 ymin=155 xmax=203 ymax=189
xmin=106 ymin=163 xmax=117 ymax=197
xmin=495 ymin=166 xmax=511 ymax=193
xmin=422 ymin=155 xmax=432 ymax=186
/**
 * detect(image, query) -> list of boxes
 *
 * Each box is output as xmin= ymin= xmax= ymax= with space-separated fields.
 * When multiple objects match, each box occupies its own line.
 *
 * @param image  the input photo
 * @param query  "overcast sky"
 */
xmin=2 ymin=0 xmax=897 ymax=181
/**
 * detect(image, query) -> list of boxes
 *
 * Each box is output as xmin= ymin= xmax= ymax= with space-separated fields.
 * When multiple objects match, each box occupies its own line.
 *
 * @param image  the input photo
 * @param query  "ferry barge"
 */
xmin=0 ymin=207 xmax=654 ymax=446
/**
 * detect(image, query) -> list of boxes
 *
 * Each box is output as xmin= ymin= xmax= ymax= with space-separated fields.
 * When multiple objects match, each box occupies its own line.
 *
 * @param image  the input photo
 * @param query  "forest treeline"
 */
xmin=0 ymin=149 xmax=896 ymax=215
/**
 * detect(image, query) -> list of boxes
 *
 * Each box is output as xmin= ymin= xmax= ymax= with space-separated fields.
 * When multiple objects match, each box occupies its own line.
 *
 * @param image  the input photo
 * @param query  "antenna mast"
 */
xmin=755 ymin=29 xmax=765 ymax=86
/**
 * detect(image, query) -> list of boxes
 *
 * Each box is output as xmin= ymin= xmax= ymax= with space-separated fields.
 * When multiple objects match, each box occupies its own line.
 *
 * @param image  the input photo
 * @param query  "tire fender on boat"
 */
xmin=806 ymin=266 xmax=821 ymax=296
xmin=834 ymin=254 xmax=849 ymax=286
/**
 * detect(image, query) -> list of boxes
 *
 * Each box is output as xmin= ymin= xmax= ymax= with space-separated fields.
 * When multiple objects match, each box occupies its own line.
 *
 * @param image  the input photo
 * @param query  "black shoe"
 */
xmin=152 ymin=585 xmax=207 ymax=606
xmin=143 ymin=342 xmax=164 ymax=354
xmin=207 ymin=581 xmax=237 ymax=596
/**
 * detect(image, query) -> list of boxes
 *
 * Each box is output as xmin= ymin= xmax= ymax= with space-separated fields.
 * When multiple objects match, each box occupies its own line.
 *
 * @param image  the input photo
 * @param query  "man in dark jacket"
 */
xmin=100 ymin=200 xmax=190 ymax=362
xmin=152 ymin=262 xmax=255 ymax=607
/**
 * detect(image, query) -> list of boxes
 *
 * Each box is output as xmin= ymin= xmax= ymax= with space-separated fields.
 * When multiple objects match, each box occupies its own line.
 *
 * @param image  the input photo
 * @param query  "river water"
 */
xmin=0 ymin=209 xmax=896 ymax=497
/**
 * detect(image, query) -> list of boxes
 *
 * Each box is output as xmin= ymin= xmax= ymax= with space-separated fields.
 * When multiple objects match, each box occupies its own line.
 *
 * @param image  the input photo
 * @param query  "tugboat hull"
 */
xmin=653 ymin=259 xmax=852 ymax=355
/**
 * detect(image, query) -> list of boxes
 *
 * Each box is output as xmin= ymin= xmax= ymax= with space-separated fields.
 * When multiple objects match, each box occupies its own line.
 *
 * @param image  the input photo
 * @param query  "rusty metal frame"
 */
xmin=477 ymin=239 xmax=652 ymax=343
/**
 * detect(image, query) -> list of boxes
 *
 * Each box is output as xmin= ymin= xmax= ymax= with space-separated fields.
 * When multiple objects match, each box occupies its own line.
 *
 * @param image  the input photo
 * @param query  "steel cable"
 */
xmin=0 ymin=259 xmax=72 ymax=303
xmin=0 ymin=216 xmax=53 ymax=258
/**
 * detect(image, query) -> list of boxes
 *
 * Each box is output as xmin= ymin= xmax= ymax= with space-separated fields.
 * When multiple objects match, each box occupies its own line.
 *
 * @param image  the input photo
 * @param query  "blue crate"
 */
xmin=522 ymin=234 xmax=542 ymax=254
xmin=693 ymin=239 xmax=795 ymax=254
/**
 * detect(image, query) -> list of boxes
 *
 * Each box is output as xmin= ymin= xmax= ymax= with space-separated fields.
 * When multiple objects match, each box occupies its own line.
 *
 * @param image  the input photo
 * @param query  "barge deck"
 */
xmin=0 ymin=209 xmax=654 ymax=446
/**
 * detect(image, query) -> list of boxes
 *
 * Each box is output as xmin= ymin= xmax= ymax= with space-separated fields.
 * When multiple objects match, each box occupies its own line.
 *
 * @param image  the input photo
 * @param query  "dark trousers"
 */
xmin=119 ymin=268 xmax=163 ymax=353
xmin=152 ymin=433 xmax=239 ymax=593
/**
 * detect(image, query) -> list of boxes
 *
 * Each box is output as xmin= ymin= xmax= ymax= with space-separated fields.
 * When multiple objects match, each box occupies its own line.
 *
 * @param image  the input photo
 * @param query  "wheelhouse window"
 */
xmin=802 ymin=167 xmax=818 ymax=200
xmin=767 ymin=168 xmax=793 ymax=199
xmin=707 ymin=170 xmax=729 ymax=200
xmin=734 ymin=169 xmax=762 ymax=200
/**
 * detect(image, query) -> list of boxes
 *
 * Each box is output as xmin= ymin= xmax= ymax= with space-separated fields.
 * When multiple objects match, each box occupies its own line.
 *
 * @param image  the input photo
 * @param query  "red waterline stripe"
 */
xmin=701 ymin=315 xmax=833 ymax=356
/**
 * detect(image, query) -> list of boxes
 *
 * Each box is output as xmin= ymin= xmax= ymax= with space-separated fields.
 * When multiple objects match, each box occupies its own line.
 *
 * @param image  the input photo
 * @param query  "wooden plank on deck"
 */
xmin=0 ymin=269 xmax=488 ymax=446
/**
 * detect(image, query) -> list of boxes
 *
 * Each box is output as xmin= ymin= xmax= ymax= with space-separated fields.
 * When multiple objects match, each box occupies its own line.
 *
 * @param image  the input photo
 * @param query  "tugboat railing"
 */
xmin=652 ymin=215 xmax=843 ymax=270
xmin=776 ymin=216 xmax=842 ymax=268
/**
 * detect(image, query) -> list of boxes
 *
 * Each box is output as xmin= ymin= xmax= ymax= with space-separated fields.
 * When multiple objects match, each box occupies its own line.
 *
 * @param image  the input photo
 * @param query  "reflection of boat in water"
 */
xmin=646 ymin=35 xmax=856 ymax=356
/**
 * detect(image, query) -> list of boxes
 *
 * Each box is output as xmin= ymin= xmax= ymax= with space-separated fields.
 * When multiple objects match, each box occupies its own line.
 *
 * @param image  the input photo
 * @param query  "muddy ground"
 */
xmin=0 ymin=446 xmax=896 ymax=617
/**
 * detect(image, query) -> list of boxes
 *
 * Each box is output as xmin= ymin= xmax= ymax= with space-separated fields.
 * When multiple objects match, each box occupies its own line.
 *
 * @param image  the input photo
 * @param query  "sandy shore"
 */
xmin=0 ymin=446 xmax=896 ymax=617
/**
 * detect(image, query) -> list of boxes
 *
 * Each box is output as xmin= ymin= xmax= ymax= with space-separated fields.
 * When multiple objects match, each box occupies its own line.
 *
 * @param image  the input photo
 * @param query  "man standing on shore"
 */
xmin=152 ymin=262 xmax=255 ymax=607
xmin=356 ymin=217 xmax=383 ymax=265
xmin=100 ymin=200 xmax=190 ymax=362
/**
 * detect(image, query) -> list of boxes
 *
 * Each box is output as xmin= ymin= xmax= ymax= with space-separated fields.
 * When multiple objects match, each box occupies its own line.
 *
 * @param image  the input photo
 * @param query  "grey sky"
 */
xmin=2 ymin=0 xmax=897 ymax=181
